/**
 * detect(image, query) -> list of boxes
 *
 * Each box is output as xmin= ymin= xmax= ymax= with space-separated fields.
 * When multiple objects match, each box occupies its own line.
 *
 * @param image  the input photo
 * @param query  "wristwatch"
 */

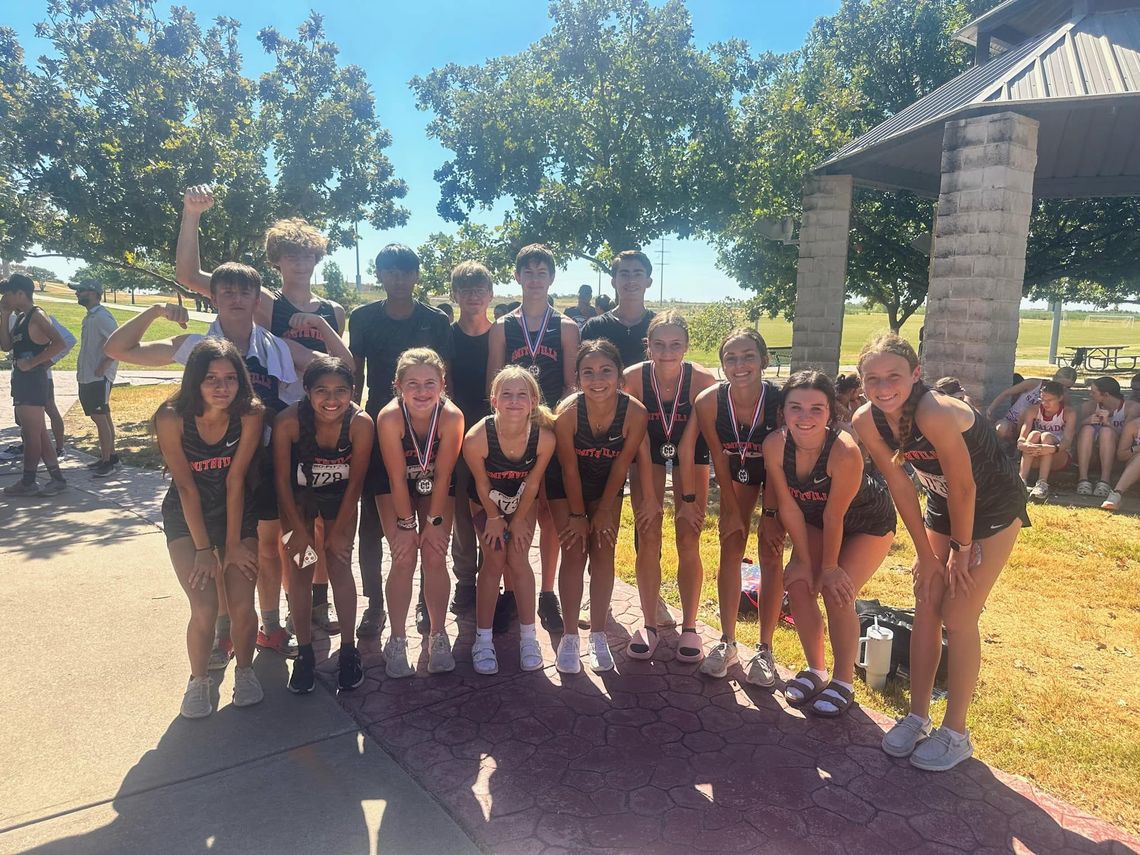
xmin=949 ymin=538 xmax=972 ymax=552
xmin=681 ymin=493 xmax=696 ymax=504
xmin=762 ymin=508 xmax=778 ymax=518
xmin=428 ymin=514 xmax=444 ymax=527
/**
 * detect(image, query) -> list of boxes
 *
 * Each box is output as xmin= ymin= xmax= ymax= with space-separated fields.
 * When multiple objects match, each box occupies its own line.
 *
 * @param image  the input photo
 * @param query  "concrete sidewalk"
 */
xmin=0 ymin=443 xmax=478 ymax=855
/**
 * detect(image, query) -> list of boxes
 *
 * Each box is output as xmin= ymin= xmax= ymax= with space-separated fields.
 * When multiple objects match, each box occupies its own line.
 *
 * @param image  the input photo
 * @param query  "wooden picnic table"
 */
xmin=1060 ymin=344 xmax=1137 ymax=372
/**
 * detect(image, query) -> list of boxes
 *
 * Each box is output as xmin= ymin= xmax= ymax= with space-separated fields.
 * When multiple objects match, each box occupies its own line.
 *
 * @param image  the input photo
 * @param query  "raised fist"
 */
xmin=161 ymin=303 xmax=190 ymax=328
xmin=183 ymin=184 xmax=216 ymax=215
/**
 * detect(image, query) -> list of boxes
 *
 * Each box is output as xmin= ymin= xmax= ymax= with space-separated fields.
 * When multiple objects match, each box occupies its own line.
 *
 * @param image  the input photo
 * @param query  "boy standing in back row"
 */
xmin=486 ymin=244 xmax=579 ymax=632
xmin=581 ymin=250 xmax=656 ymax=369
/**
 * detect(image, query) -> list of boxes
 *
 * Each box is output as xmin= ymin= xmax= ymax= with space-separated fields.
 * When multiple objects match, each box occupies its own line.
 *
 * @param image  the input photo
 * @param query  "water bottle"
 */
xmin=857 ymin=617 xmax=894 ymax=691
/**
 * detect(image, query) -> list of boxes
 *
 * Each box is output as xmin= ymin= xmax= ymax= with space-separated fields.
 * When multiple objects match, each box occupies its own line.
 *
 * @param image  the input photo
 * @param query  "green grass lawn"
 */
xmin=37 ymin=301 xmax=209 ymax=373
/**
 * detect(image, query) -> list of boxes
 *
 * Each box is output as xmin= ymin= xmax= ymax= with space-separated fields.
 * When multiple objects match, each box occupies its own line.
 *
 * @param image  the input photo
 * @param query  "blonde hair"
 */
xmin=393 ymin=347 xmax=447 ymax=398
xmin=451 ymin=260 xmax=493 ymax=291
xmin=490 ymin=365 xmax=554 ymax=430
xmin=264 ymin=218 xmax=328 ymax=264
xmin=857 ymin=331 xmax=921 ymax=467
xmin=646 ymin=309 xmax=689 ymax=344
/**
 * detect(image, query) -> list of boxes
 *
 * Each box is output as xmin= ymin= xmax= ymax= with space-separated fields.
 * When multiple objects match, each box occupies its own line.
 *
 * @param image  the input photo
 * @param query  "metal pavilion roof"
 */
xmin=816 ymin=0 xmax=1140 ymax=198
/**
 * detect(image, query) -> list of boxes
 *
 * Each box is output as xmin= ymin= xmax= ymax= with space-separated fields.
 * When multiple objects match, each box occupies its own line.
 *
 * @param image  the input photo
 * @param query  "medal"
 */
xmin=726 ymin=382 xmax=766 ymax=483
xmin=649 ymin=363 xmax=684 ymax=459
xmin=402 ymin=399 xmax=442 ymax=499
xmin=517 ymin=306 xmax=553 ymax=376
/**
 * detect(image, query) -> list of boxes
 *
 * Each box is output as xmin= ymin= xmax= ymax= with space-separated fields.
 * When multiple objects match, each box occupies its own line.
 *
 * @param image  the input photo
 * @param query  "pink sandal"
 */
xmin=627 ymin=627 xmax=658 ymax=660
xmin=676 ymin=630 xmax=704 ymax=663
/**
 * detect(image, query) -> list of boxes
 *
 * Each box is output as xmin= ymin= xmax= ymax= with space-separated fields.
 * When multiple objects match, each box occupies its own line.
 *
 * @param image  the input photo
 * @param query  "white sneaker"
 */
xmin=1029 ymin=480 xmax=1049 ymax=501
xmin=744 ymin=643 xmax=777 ymax=688
xmin=556 ymin=635 xmax=582 ymax=674
xmin=427 ymin=631 xmax=456 ymax=674
xmin=1101 ymin=490 xmax=1123 ymax=511
xmin=472 ymin=637 xmax=499 ymax=675
xmin=882 ymin=713 xmax=932 ymax=758
xmin=384 ymin=637 xmax=415 ymax=678
xmin=180 ymin=676 xmax=212 ymax=719
xmin=588 ymin=632 xmax=614 ymax=672
xmin=232 ymin=666 xmax=264 ymax=707
xmin=699 ymin=641 xmax=738 ymax=678
xmin=519 ymin=636 xmax=543 ymax=672
xmin=909 ymin=727 xmax=973 ymax=771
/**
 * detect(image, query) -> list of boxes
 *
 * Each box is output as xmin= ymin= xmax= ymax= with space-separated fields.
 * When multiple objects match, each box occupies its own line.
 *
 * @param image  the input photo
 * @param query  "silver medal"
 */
xmin=737 ymin=468 xmax=750 ymax=484
xmin=528 ymin=363 xmax=542 ymax=377
xmin=660 ymin=442 xmax=677 ymax=460
xmin=415 ymin=477 xmax=434 ymax=496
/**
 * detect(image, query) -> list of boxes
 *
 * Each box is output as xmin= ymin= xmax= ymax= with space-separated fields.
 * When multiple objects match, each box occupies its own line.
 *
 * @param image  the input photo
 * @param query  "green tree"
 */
xmin=411 ymin=0 xmax=747 ymax=273
xmin=414 ymin=223 xmax=516 ymax=296
xmin=317 ymin=260 xmax=360 ymax=311
xmin=2 ymin=2 xmax=406 ymax=292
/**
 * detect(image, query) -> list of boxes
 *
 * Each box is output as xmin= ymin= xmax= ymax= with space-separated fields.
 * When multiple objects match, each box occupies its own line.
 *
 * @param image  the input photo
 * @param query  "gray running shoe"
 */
xmin=699 ymin=641 xmax=738 ymax=678
xmin=357 ymin=605 xmax=386 ymax=639
xmin=588 ymin=632 xmax=614 ymax=672
xmin=384 ymin=636 xmax=415 ymax=679
xmin=909 ymin=726 xmax=973 ymax=771
xmin=745 ymin=643 xmax=777 ymax=688
xmin=882 ymin=713 xmax=933 ymax=758
xmin=556 ymin=635 xmax=581 ymax=674
xmin=37 ymin=479 xmax=68 ymax=496
xmin=427 ymin=631 xmax=456 ymax=674
xmin=4 ymin=480 xmax=39 ymax=496
xmin=180 ymin=676 xmax=212 ymax=719
xmin=232 ymin=666 xmax=264 ymax=707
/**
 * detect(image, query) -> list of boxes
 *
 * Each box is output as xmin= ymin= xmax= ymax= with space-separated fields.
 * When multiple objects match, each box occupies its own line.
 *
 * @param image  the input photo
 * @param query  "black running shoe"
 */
xmin=338 ymin=646 xmax=364 ymax=691
xmin=415 ymin=597 xmax=430 ymax=634
xmin=493 ymin=590 xmax=518 ymax=635
xmin=537 ymin=591 xmax=563 ymax=633
xmin=288 ymin=654 xmax=316 ymax=694
xmin=450 ymin=583 xmax=476 ymax=614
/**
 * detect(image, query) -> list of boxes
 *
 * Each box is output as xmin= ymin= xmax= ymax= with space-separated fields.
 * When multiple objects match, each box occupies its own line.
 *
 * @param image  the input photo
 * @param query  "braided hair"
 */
xmin=857 ymin=331 xmax=922 ymax=467
xmin=297 ymin=356 xmax=356 ymax=518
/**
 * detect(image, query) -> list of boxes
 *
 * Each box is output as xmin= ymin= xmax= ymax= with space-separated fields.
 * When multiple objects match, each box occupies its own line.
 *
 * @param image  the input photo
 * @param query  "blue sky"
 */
xmin=6 ymin=0 xmax=841 ymax=299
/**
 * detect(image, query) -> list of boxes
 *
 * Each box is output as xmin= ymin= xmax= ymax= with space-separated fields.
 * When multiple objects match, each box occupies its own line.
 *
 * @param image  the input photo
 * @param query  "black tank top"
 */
xmin=291 ymin=404 xmax=355 ymax=502
xmin=163 ymin=413 xmax=244 ymax=517
xmin=871 ymin=384 xmax=1027 ymax=525
xmin=782 ymin=428 xmax=895 ymax=537
xmin=642 ymin=362 xmax=709 ymax=462
xmin=715 ymin=381 xmax=779 ymax=485
xmin=467 ymin=417 xmax=540 ymax=514
xmin=244 ymin=353 xmax=285 ymax=414
xmin=575 ymin=391 xmax=630 ymax=503
xmin=400 ymin=402 xmax=444 ymax=487
xmin=11 ymin=308 xmax=48 ymax=364
xmin=270 ymin=293 xmax=340 ymax=353
xmin=504 ymin=308 xmax=564 ymax=408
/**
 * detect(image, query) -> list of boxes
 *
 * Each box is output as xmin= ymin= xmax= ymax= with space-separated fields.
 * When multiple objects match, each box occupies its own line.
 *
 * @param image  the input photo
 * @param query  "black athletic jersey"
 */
xmin=466 ymin=417 xmax=539 ymax=515
xmin=574 ymin=391 xmax=630 ymax=503
xmin=871 ymin=384 xmax=1029 ymax=540
xmin=162 ymin=413 xmax=244 ymax=522
xmin=291 ymin=404 xmax=355 ymax=505
xmin=246 ymin=352 xmax=285 ymax=414
xmin=715 ymin=381 xmax=780 ymax=486
xmin=270 ymin=293 xmax=340 ymax=353
xmin=504 ymin=308 xmax=564 ymax=408
xmin=580 ymin=309 xmax=654 ymax=370
xmin=399 ymin=403 xmax=443 ymax=488
xmin=450 ymin=323 xmax=491 ymax=425
xmin=782 ymin=428 xmax=895 ymax=537
xmin=10 ymin=308 xmax=48 ymax=364
xmin=642 ymin=362 xmax=709 ymax=466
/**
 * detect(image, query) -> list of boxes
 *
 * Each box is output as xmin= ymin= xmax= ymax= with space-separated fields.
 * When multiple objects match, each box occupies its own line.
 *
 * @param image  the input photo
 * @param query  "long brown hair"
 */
xmin=857 ymin=331 xmax=921 ymax=467
xmin=153 ymin=338 xmax=261 ymax=433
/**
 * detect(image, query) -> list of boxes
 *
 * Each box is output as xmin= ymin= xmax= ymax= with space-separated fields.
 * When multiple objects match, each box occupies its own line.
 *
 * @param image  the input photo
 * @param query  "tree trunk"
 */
xmin=886 ymin=304 xmax=901 ymax=333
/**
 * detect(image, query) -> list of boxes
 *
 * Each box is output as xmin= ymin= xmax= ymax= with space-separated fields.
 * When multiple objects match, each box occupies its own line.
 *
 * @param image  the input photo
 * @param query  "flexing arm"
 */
xmin=103 ymin=304 xmax=192 ymax=367
xmin=175 ymin=187 xmax=217 ymax=299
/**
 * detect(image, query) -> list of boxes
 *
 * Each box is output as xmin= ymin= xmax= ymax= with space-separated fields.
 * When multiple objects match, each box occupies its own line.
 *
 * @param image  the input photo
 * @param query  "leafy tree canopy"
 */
xmin=411 ymin=0 xmax=749 ymax=273
xmin=1 ymin=1 xmax=406 ymax=293
xmin=415 ymin=223 xmax=516 ymax=296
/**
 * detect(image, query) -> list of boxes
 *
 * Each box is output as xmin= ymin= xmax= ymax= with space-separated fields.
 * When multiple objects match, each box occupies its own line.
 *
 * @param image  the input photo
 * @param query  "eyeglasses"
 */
xmin=454 ymin=286 xmax=490 ymax=296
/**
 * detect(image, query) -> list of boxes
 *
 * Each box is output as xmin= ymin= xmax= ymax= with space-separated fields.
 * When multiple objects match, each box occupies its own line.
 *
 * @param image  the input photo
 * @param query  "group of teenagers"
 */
xmin=78 ymin=187 xmax=1052 ymax=774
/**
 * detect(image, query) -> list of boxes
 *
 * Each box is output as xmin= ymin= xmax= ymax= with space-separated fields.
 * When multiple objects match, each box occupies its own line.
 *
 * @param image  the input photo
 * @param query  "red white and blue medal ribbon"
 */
xmin=650 ymin=363 xmax=683 ymax=459
xmin=518 ymin=306 xmax=552 ymax=375
xmin=402 ymin=400 xmax=441 ymax=495
xmin=727 ymin=383 xmax=765 ymax=483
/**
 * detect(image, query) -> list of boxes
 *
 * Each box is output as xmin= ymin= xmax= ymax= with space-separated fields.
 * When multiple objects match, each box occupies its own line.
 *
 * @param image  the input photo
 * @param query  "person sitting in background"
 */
xmin=1100 ymin=415 xmax=1140 ymax=512
xmin=1016 ymin=380 xmax=1076 ymax=501
xmin=833 ymin=373 xmax=866 ymax=430
xmin=1074 ymin=377 xmax=1140 ymax=498
xmin=986 ymin=367 xmax=1077 ymax=442
xmin=933 ymin=377 xmax=982 ymax=412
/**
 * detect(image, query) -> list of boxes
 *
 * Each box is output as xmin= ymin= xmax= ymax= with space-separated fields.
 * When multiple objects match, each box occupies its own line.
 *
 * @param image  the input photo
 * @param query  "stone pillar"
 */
xmin=923 ymin=112 xmax=1038 ymax=404
xmin=790 ymin=174 xmax=853 ymax=378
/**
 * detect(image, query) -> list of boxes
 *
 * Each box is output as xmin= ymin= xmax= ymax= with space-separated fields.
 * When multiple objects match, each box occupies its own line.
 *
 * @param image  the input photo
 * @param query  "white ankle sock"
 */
xmin=475 ymin=627 xmax=492 ymax=644
xmin=520 ymin=623 xmax=536 ymax=640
